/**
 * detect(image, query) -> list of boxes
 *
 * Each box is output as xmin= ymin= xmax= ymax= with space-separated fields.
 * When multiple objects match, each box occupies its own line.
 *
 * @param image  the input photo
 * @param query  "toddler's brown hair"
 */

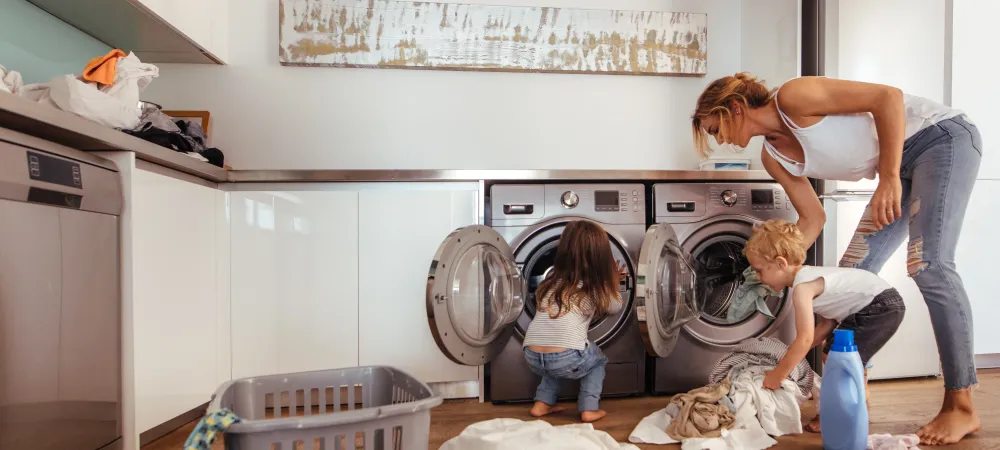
xmin=744 ymin=219 xmax=807 ymax=265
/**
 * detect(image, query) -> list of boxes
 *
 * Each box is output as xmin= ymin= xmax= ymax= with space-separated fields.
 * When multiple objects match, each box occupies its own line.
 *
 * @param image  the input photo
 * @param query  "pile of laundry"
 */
xmin=630 ymin=337 xmax=819 ymax=449
xmin=2 ymin=50 xmax=225 ymax=167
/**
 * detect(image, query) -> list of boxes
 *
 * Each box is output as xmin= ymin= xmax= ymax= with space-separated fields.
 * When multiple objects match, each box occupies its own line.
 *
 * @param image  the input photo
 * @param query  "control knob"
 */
xmin=561 ymin=191 xmax=579 ymax=209
xmin=720 ymin=190 xmax=738 ymax=207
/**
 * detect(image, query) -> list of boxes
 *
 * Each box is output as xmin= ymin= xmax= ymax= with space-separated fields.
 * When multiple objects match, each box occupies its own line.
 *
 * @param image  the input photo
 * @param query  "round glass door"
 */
xmin=427 ymin=225 xmax=526 ymax=366
xmin=681 ymin=219 xmax=789 ymax=345
xmin=635 ymin=223 xmax=701 ymax=358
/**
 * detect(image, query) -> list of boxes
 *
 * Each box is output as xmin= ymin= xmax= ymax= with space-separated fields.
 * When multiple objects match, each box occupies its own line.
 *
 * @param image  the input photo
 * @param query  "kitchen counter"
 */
xmin=0 ymin=94 xmax=772 ymax=183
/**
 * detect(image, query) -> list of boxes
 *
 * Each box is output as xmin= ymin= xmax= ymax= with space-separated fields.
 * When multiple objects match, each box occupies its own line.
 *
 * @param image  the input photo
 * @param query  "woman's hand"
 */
xmin=870 ymin=175 xmax=903 ymax=229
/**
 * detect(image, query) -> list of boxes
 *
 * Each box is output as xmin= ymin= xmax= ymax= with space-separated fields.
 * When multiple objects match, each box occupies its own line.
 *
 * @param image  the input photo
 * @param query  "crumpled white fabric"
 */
xmin=729 ymin=366 xmax=806 ymax=437
xmin=680 ymin=428 xmax=777 ymax=450
xmin=2 ymin=52 xmax=157 ymax=129
xmin=868 ymin=434 xmax=921 ymax=450
xmin=628 ymin=409 xmax=776 ymax=450
xmin=440 ymin=418 xmax=639 ymax=450
xmin=0 ymin=65 xmax=24 ymax=95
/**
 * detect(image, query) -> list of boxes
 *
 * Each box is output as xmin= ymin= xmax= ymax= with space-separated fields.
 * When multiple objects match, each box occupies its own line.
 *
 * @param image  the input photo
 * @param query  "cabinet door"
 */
xmin=828 ymin=198 xmax=940 ymax=380
xmin=358 ymin=188 xmax=479 ymax=383
xmin=136 ymin=0 xmax=227 ymax=62
xmin=132 ymin=169 xmax=219 ymax=433
xmin=0 ymin=200 xmax=62 ymax=406
xmin=230 ymin=191 xmax=359 ymax=379
xmin=956 ymin=180 xmax=997 ymax=355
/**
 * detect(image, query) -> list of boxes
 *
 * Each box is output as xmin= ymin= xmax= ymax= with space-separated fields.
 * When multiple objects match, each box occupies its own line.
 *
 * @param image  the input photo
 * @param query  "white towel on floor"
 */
xmin=728 ymin=366 xmax=806 ymax=437
xmin=868 ymin=434 xmax=921 ymax=450
xmin=440 ymin=418 xmax=639 ymax=450
xmin=628 ymin=409 xmax=776 ymax=449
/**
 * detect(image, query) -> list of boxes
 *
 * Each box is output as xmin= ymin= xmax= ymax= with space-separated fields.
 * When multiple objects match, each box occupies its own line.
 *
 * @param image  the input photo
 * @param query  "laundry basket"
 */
xmin=207 ymin=366 xmax=443 ymax=450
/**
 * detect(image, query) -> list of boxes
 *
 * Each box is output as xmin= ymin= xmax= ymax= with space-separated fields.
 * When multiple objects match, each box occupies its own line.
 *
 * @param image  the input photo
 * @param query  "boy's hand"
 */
xmin=763 ymin=370 xmax=784 ymax=390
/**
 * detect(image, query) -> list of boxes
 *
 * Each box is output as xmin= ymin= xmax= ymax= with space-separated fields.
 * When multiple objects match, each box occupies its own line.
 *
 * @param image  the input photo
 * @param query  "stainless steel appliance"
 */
xmin=646 ymin=182 xmax=807 ymax=395
xmin=0 ymin=128 xmax=123 ymax=450
xmin=426 ymin=184 xmax=648 ymax=403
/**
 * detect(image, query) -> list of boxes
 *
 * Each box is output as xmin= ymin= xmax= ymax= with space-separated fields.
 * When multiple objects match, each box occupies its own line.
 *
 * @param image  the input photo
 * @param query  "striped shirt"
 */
xmin=522 ymin=284 xmax=623 ymax=350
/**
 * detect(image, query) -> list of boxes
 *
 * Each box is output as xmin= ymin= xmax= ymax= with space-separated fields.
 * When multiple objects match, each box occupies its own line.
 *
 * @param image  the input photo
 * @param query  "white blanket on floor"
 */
xmin=440 ymin=418 xmax=640 ymax=450
xmin=629 ymin=366 xmax=807 ymax=449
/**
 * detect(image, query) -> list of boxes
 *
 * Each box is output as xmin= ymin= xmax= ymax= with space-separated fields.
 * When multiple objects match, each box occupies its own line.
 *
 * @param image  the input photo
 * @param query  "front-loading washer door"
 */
xmin=426 ymin=225 xmax=527 ymax=366
xmin=635 ymin=223 xmax=702 ymax=358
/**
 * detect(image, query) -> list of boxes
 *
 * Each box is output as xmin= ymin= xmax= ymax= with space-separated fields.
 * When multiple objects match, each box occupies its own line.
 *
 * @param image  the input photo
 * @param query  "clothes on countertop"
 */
xmin=868 ymin=434 xmax=921 ymax=450
xmin=727 ymin=266 xmax=778 ymax=323
xmin=0 ymin=65 xmax=25 ymax=95
xmin=440 ymin=418 xmax=639 ymax=450
xmin=83 ymin=49 xmax=127 ymax=86
xmin=183 ymin=408 xmax=242 ymax=450
xmin=793 ymin=265 xmax=893 ymax=322
xmin=665 ymin=378 xmax=735 ymax=440
xmin=709 ymin=337 xmax=819 ymax=397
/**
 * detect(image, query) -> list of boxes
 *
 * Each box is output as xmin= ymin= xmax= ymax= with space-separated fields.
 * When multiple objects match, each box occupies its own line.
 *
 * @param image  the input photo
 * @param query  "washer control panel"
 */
xmin=491 ymin=184 xmax=645 ymax=226
xmin=654 ymin=183 xmax=798 ymax=223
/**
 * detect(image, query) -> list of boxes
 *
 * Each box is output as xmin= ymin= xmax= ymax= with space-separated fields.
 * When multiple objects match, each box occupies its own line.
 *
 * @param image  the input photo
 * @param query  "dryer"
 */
xmin=646 ymin=182 xmax=808 ymax=395
xmin=425 ymin=183 xmax=648 ymax=403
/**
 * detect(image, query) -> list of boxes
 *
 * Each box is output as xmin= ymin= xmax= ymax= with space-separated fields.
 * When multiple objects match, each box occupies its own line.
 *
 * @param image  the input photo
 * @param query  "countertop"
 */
xmin=0 ymin=94 xmax=773 ymax=183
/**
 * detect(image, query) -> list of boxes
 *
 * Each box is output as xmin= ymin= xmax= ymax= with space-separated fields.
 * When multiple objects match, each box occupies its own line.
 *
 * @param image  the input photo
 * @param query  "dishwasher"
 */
xmin=0 ymin=128 xmax=123 ymax=450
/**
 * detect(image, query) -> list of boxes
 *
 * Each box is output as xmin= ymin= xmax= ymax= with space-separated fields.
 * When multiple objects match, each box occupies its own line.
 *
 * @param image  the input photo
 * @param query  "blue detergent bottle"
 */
xmin=820 ymin=329 xmax=869 ymax=450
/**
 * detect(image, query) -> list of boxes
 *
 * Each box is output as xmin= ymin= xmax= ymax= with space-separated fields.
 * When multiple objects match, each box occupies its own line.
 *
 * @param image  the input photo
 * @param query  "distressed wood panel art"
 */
xmin=279 ymin=0 xmax=707 ymax=76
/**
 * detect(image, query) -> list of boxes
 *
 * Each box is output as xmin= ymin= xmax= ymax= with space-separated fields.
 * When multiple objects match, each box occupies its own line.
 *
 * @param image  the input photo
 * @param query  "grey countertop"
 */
xmin=0 ymin=94 xmax=772 ymax=183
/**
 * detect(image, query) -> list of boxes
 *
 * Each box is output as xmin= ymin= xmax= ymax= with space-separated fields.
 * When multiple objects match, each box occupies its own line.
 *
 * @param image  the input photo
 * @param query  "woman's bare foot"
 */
xmin=804 ymin=415 xmax=821 ymax=433
xmin=917 ymin=389 xmax=980 ymax=446
xmin=529 ymin=401 xmax=565 ymax=417
xmin=581 ymin=410 xmax=607 ymax=423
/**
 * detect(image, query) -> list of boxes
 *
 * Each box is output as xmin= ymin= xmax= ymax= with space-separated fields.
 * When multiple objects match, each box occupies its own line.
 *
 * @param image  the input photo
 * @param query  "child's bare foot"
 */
xmin=917 ymin=389 xmax=980 ymax=446
xmin=804 ymin=415 xmax=821 ymax=433
xmin=581 ymin=410 xmax=607 ymax=423
xmin=529 ymin=401 xmax=565 ymax=417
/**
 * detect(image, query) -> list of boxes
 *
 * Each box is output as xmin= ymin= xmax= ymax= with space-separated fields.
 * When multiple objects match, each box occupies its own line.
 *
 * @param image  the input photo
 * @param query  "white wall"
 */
xmin=141 ymin=0 xmax=799 ymax=170
xmin=952 ymin=0 xmax=998 ymax=179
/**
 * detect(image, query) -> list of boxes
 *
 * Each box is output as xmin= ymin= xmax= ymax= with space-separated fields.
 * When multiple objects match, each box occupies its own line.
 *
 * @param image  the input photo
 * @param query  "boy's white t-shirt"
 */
xmin=792 ymin=266 xmax=892 ymax=322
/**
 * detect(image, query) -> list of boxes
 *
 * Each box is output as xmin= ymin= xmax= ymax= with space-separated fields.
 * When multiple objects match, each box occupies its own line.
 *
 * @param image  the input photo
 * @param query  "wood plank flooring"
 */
xmin=144 ymin=370 xmax=1000 ymax=449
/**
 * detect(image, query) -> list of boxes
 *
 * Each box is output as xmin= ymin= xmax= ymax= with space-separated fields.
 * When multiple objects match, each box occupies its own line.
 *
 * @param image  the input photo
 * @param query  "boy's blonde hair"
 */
xmin=745 ymin=219 xmax=807 ymax=265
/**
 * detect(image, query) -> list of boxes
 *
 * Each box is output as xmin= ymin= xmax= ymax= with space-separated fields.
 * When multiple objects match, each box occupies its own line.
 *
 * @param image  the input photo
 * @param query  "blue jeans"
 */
xmin=840 ymin=115 xmax=982 ymax=390
xmin=523 ymin=343 xmax=608 ymax=412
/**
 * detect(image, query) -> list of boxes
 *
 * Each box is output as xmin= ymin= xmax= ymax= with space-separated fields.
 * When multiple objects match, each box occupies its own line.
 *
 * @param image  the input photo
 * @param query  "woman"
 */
xmin=690 ymin=73 xmax=982 ymax=446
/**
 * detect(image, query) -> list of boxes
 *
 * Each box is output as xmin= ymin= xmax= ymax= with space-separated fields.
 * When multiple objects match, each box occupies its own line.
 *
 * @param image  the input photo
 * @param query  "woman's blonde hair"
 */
xmin=691 ymin=72 xmax=773 ymax=158
xmin=744 ymin=219 xmax=806 ymax=266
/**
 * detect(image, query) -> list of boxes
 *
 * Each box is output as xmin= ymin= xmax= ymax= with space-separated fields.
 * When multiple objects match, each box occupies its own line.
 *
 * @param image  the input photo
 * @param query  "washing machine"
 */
xmin=644 ymin=182 xmax=809 ymax=395
xmin=425 ymin=183 xmax=648 ymax=403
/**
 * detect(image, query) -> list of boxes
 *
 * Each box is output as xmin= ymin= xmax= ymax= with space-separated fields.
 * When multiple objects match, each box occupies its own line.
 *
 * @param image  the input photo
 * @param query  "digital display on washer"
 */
xmin=750 ymin=189 xmax=774 ymax=206
xmin=594 ymin=190 xmax=620 ymax=211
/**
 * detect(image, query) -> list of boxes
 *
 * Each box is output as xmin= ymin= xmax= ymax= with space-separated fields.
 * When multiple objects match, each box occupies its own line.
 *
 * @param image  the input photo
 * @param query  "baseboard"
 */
xmin=139 ymin=403 xmax=207 ymax=447
xmin=429 ymin=381 xmax=479 ymax=399
xmin=976 ymin=354 xmax=1000 ymax=369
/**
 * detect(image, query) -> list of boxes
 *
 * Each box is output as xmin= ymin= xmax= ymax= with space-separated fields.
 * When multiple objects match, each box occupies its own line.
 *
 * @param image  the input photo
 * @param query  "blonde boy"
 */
xmin=744 ymin=219 xmax=905 ymax=432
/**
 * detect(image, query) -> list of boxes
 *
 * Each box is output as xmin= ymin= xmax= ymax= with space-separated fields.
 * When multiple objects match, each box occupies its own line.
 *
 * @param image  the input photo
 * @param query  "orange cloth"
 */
xmin=82 ymin=49 xmax=126 ymax=86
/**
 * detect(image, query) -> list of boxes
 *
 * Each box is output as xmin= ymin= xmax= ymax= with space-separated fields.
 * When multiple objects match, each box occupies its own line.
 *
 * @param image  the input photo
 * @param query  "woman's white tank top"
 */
xmin=763 ymin=88 xmax=964 ymax=181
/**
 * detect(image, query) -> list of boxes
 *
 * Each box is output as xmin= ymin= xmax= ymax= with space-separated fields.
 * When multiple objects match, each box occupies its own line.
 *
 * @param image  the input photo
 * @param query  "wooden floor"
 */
xmin=145 ymin=370 xmax=1000 ymax=449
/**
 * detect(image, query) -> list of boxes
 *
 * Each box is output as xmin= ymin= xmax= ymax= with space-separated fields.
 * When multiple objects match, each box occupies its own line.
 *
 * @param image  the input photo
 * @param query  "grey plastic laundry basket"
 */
xmin=207 ymin=366 xmax=443 ymax=450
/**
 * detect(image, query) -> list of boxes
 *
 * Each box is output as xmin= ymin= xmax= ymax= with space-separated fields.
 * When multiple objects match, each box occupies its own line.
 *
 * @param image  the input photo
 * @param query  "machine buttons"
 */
xmin=560 ymin=191 xmax=580 ymax=209
xmin=720 ymin=190 xmax=738 ymax=207
xmin=633 ymin=205 xmax=638 ymax=212
xmin=621 ymin=207 xmax=628 ymax=211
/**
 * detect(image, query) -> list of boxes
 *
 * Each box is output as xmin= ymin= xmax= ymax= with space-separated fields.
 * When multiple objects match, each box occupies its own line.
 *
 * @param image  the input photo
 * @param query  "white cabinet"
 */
xmin=357 ymin=187 xmax=479 ymax=383
xmin=952 ymin=2 xmax=999 ymax=179
xmin=956 ymin=180 xmax=999 ymax=355
xmin=825 ymin=197 xmax=940 ymax=380
xmin=136 ymin=0 xmax=229 ymax=62
xmin=229 ymin=190 xmax=360 ymax=379
xmin=131 ymin=167 xmax=224 ymax=433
